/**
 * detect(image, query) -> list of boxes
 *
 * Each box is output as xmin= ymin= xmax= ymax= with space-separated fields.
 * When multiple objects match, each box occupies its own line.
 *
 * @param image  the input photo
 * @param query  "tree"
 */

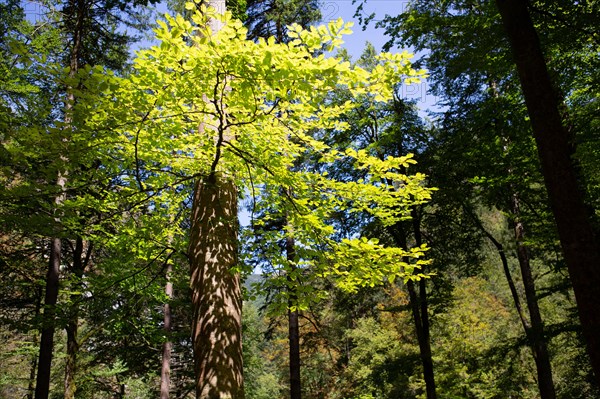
xmin=243 ymin=0 xmax=323 ymax=392
xmin=1 ymin=1 xmax=159 ymax=396
xmin=245 ymin=0 xmax=320 ymax=42
xmin=36 ymin=1 xmax=157 ymax=396
xmin=376 ymin=0 xmax=600 ymax=395
xmin=493 ymin=0 xmax=600 ymax=382
xmin=313 ymin=43 xmax=439 ymax=398
xmin=187 ymin=1 xmax=244 ymax=396
xmin=83 ymin=6 xmax=432 ymax=396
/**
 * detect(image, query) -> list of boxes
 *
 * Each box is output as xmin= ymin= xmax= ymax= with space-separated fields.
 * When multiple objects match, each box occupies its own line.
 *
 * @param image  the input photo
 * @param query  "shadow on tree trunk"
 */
xmin=189 ymin=173 xmax=244 ymax=399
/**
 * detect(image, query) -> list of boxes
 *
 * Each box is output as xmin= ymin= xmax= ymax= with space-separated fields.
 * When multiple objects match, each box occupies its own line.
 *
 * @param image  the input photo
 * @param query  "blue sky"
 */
xmin=321 ymin=0 xmax=400 ymax=55
xmin=328 ymin=1 xmax=439 ymax=113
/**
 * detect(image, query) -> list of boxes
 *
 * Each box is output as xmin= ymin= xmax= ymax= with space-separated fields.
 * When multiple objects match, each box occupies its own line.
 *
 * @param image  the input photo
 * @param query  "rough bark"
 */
xmin=495 ymin=0 xmax=600 ymax=381
xmin=189 ymin=173 xmax=244 ymax=399
xmin=160 ymin=262 xmax=174 ymax=399
xmin=188 ymin=1 xmax=244 ymax=395
xmin=188 ymin=2 xmax=244 ymax=395
xmin=287 ymin=235 xmax=301 ymax=399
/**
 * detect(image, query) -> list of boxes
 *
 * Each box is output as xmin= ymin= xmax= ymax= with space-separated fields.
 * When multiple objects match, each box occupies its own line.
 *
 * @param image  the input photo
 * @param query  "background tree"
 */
xmin=1 ymin=0 xmax=160 ymax=397
xmin=378 ymin=0 xmax=598 ymax=395
xmin=493 ymin=0 xmax=600 ymax=380
xmin=245 ymin=0 xmax=320 ymax=42
xmin=4 ymin=1 xmax=598 ymax=398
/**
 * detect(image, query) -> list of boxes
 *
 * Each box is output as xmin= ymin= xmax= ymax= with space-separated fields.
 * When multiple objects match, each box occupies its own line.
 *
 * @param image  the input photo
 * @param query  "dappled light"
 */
xmin=1 ymin=0 xmax=599 ymax=398
xmin=189 ymin=174 xmax=244 ymax=398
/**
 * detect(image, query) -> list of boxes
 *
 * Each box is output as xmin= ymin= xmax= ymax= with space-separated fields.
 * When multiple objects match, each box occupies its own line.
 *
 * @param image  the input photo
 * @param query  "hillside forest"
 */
xmin=0 ymin=0 xmax=599 ymax=398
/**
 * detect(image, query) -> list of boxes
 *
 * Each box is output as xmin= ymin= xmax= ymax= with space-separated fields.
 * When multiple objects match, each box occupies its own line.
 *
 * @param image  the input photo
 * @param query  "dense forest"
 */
xmin=1 ymin=0 xmax=598 ymax=398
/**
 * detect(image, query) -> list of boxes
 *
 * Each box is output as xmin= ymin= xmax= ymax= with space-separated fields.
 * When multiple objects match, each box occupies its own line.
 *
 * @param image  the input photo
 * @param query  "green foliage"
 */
xmin=0 ymin=2 xmax=430 ymax=395
xmin=80 ymin=5 xmax=432 ymax=301
xmin=344 ymin=316 xmax=415 ymax=398
xmin=2 ymin=0 xmax=596 ymax=397
xmin=432 ymin=277 xmax=534 ymax=399
xmin=243 ymin=302 xmax=284 ymax=399
xmin=227 ymin=0 xmax=248 ymax=21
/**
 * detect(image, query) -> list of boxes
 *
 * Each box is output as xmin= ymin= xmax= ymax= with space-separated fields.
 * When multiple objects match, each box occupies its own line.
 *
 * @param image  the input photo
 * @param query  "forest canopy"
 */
xmin=1 ymin=0 xmax=599 ymax=398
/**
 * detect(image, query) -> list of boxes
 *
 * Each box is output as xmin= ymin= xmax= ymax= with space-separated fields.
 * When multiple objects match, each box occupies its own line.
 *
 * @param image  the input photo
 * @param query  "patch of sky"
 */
xmin=23 ymin=0 xmax=47 ymax=24
xmin=321 ymin=0 xmax=441 ymax=116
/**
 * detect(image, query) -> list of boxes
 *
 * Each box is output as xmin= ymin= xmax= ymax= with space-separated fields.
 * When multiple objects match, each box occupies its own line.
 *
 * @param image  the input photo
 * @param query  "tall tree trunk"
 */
xmin=390 ymin=213 xmax=436 ymax=399
xmin=189 ymin=173 xmax=244 ymax=399
xmin=510 ymin=194 xmax=556 ymax=399
xmin=161 ymin=262 xmax=174 ymax=399
xmin=64 ymin=238 xmax=89 ymax=399
xmin=385 ymin=97 xmax=436 ymax=398
xmin=189 ymin=2 xmax=244 ymax=396
xmin=406 ymin=280 xmax=436 ymax=399
xmin=35 ymin=238 xmax=61 ymax=399
xmin=495 ymin=0 xmax=600 ymax=380
xmin=286 ymin=235 xmax=301 ymax=399
xmin=35 ymin=0 xmax=85 ymax=396
xmin=410 ymin=213 xmax=436 ymax=399
xmin=470 ymin=205 xmax=556 ymax=398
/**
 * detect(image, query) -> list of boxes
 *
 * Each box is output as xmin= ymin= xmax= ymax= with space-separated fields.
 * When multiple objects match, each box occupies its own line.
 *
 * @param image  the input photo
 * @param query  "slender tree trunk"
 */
xmin=189 ymin=173 xmax=244 ymax=399
xmin=35 ymin=238 xmax=61 ymax=399
xmin=470 ymin=205 xmax=556 ymax=397
xmin=286 ymin=235 xmax=301 ymax=399
xmin=161 ymin=262 xmax=174 ymax=399
xmin=64 ymin=238 xmax=89 ymax=399
xmin=472 ymin=213 xmax=530 ymax=332
xmin=510 ymin=194 xmax=556 ymax=399
xmin=495 ymin=0 xmax=600 ymax=380
xmin=384 ymin=104 xmax=436 ymax=398
xmin=390 ymin=214 xmax=436 ymax=399
xmin=288 ymin=307 xmax=301 ymax=399
xmin=64 ymin=240 xmax=81 ymax=399
xmin=488 ymin=75 xmax=556 ymax=397
xmin=410 ymin=214 xmax=436 ymax=399
xmin=35 ymin=1 xmax=85 ymax=396
xmin=64 ymin=304 xmax=79 ymax=399
xmin=405 ymin=279 xmax=436 ymax=399
xmin=28 ymin=287 xmax=43 ymax=399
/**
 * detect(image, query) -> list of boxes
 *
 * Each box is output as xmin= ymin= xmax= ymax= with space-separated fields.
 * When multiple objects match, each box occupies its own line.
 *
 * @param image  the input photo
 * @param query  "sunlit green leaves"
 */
xmin=323 ymin=237 xmax=431 ymax=292
xmin=77 ymin=8 xmax=432 ymax=303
